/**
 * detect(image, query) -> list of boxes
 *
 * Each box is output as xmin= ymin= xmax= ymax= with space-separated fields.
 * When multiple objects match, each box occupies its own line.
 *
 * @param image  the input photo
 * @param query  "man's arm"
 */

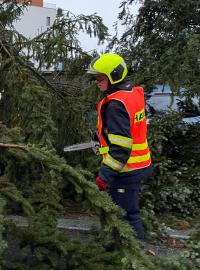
xmin=98 ymin=100 xmax=132 ymax=186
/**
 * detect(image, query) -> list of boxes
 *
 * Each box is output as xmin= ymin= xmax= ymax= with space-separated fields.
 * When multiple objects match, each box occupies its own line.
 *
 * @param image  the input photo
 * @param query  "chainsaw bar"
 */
xmin=63 ymin=142 xmax=93 ymax=152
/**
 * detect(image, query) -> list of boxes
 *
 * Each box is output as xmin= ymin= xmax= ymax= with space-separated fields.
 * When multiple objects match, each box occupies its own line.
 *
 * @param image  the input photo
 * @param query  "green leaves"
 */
xmin=144 ymin=113 xmax=200 ymax=217
xmin=112 ymin=0 xmax=200 ymax=93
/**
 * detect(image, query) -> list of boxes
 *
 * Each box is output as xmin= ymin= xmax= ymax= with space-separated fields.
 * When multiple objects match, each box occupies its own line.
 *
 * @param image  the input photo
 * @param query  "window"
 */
xmin=46 ymin=16 xmax=51 ymax=26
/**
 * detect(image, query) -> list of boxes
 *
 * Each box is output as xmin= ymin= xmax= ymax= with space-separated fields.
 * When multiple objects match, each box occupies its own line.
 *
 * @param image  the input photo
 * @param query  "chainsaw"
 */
xmin=63 ymin=131 xmax=100 ymax=155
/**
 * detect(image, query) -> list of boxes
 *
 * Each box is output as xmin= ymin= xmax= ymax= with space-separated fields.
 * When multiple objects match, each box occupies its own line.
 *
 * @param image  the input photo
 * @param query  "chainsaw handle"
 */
xmin=89 ymin=130 xmax=100 ymax=156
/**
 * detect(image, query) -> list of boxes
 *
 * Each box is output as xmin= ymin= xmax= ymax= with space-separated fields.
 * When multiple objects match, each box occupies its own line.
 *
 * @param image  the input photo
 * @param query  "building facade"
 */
xmin=14 ymin=0 xmax=57 ymax=39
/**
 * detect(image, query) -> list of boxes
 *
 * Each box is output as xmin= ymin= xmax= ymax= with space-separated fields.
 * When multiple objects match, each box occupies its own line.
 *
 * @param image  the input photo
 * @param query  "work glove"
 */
xmin=95 ymin=176 xmax=107 ymax=192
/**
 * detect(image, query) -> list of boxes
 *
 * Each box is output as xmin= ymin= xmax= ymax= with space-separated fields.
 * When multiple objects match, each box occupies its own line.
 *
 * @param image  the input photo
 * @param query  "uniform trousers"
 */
xmin=108 ymin=165 xmax=153 ymax=240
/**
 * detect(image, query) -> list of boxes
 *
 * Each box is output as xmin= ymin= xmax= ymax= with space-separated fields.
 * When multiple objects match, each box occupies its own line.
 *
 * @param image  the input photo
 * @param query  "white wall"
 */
xmin=13 ymin=5 xmax=57 ymax=38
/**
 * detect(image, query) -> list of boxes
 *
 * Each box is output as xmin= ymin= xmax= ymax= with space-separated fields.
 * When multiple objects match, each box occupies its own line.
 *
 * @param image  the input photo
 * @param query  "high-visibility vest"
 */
xmin=97 ymin=87 xmax=151 ymax=173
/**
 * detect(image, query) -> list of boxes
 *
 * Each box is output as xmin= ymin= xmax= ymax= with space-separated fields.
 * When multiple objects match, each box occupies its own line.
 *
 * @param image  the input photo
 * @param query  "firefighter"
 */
xmin=87 ymin=53 xmax=153 ymax=240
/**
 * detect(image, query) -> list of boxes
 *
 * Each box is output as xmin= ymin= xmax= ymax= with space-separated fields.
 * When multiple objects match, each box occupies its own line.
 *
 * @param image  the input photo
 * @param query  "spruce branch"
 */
xmin=15 ymin=56 xmax=64 ymax=99
xmin=0 ymin=38 xmax=64 ymax=99
xmin=0 ymin=39 xmax=12 ymax=57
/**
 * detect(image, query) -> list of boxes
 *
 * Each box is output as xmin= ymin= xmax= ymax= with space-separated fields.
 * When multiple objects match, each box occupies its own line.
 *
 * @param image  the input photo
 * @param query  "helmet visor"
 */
xmin=86 ymin=56 xmax=100 ymax=74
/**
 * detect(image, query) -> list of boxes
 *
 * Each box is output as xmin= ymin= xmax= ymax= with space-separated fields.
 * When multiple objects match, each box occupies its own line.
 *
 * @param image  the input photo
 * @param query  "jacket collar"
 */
xmin=103 ymin=79 xmax=133 ymax=97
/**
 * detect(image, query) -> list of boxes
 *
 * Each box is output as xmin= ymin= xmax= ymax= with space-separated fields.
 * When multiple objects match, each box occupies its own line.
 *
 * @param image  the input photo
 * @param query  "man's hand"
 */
xmin=95 ymin=176 xmax=107 ymax=192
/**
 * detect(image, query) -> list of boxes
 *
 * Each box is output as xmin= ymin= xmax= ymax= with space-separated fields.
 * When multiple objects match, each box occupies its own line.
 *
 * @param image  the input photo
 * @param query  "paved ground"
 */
xmin=5 ymin=214 xmax=191 ymax=257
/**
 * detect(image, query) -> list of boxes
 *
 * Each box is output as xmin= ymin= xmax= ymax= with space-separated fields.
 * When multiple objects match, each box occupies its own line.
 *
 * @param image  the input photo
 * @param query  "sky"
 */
xmin=45 ymin=0 xmax=139 ymax=52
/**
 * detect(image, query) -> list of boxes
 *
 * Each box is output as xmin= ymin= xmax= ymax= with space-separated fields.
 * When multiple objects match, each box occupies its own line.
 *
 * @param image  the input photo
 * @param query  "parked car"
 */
xmin=146 ymin=84 xmax=200 ymax=124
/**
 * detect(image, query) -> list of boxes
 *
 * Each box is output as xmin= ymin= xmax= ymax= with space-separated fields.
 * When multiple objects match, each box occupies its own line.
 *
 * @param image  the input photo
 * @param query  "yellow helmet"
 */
xmin=87 ymin=53 xmax=128 ymax=84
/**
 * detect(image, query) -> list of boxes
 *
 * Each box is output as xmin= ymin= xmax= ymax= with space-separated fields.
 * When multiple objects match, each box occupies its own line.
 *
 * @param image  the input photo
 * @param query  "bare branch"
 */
xmin=0 ymin=142 xmax=26 ymax=149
